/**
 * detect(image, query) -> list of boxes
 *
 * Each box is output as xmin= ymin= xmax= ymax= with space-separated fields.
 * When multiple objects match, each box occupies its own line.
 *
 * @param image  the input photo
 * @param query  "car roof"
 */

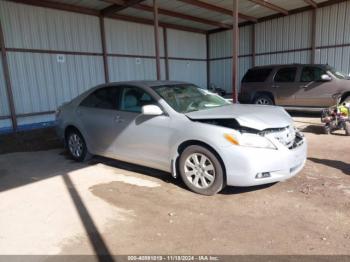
xmin=103 ymin=80 xmax=191 ymax=88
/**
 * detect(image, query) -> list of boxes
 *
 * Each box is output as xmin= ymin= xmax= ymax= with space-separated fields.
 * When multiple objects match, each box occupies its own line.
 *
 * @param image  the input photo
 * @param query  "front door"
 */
xmin=111 ymin=86 xmax=173 ymax=171
xmin=294 ymin=66 xmax=335 ymax=107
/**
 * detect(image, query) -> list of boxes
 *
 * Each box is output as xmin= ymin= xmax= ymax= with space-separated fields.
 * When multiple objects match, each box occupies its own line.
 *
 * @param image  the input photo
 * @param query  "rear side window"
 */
xmin=300 ymin=67 xmax=326 ymax=82
xmin=80 ymin=87 xmax=120 ymax=110
xmin=274 ymin=67 xmax=297 ymax=82
xmin=242 ymin=68 xmax=272 ymax=83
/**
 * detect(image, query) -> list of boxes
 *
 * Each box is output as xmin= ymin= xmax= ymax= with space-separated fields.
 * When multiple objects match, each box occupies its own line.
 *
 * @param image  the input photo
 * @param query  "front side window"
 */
xmin=300 ymin=67 xmax=326 ymax=82
xmin=152 ymin=84 xmax=230 ymax=113
xmin=274 ymin=67 xmax=297 ymax=82
xmin=80 ymin=87 xmax=119 ymax=110
xmin=119 ymin=86 xmax=156 ymax=113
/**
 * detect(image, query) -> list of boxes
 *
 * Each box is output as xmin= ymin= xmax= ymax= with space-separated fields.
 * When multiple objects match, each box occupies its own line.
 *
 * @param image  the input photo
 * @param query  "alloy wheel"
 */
xmin=68 ymin=133 xmax=83 ymax=158
xmin=184 ymin=153 xmax=215 ymax=189
xmin=256 ymin=98 xmax=271 ymax=105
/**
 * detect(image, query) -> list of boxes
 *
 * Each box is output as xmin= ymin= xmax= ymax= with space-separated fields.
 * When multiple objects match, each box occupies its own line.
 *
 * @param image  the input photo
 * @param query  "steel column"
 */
xmin=99 ymin=16 xmax=110 ymax=83
xmin=252 ymin=24 xmax=256 ymax=67
xmin=206 ymin=33 xmax=210 ymax=89
xmin=0 ymin=18 xmax=17 ymax=130
xmin=232 ymin=0 xmax=239 ymax=102
xmin=153 ymin=0 xmax=161 ymax=80
xmin=163 ymin=27 xmax=169 ymax=80
xmin=311 ymin=9 xmax=317 ymax=64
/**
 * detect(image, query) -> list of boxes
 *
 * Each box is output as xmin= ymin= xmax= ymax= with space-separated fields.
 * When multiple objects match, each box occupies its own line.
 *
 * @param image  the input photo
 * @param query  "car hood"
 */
xmin=185 ymin=104 xmax=293 ymax=131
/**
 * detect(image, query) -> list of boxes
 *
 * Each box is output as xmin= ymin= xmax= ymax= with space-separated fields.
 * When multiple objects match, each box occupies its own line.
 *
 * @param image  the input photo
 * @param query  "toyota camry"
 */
xmin=56 ymin=81 xmax=307 ymax=195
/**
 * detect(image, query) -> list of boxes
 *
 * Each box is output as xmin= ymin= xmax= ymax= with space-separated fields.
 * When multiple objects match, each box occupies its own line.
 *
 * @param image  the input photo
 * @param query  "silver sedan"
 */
xmin=56 ymin=81 xmax=307 ymax=195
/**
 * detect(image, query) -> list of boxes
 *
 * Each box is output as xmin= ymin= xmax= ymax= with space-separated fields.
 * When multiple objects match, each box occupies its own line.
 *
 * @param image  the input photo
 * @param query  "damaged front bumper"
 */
xmin=219 ymin=134 xmax=307 ymax=187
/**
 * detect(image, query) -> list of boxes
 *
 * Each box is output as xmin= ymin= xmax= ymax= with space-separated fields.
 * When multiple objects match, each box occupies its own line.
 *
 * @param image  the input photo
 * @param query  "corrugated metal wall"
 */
xmin=0 ymin=56 xmax=9 ymax=118
xmin=209 ymin=25 xmax=253 ymax=93
xmin=167 ymin=29 xmax=207 ymax=88
xmin=0 ymin=55 xmax=11 ymax=130
xmin=105 ymin=18 xmax=166 ymax=82
xmin=209 ymin=1 xmax=350 ymax=94
xmin=0 ymin=1 xmax=105 ymax=130
xmin=315 ymin=0 xmax=350 ymax=74
xmin=0 ymin=1 xmax=102 ymax=52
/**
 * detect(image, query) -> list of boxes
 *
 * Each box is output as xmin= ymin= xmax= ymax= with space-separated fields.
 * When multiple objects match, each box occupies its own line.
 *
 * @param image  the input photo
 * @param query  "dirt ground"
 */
xmin=0 ymin=115 xmax=349 ymax=256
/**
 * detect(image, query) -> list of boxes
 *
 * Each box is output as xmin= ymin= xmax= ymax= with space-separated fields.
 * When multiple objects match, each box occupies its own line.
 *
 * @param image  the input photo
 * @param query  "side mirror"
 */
xmin=321 ymin=74 xmax=332 ymax=81
xmin=141 ymin=105 xmax=163 ymax=116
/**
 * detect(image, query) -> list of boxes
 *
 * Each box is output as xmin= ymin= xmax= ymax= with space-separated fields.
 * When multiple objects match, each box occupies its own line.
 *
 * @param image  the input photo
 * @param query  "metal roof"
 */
xmin=12 ymin=0 xmax=339 ymax=32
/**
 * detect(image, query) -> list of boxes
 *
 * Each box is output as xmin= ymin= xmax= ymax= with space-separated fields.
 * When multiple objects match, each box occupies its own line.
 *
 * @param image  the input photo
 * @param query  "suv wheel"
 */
xmin=179 ymin=145 xmax=225 ymax=195
xmin=254 ymin=94 xmax=274 ymax=105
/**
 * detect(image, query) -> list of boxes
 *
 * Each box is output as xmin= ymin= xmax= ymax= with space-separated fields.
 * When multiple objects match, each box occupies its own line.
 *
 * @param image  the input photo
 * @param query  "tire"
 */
xmin=345 ymin=122 xmax=350 ymax=136
xmin=253 ymin=94 xmax=274 ymax=105
xmin=324 ymin=124 xmax=331 ymax=135
xmin=66 ymin=129 xmax=92 ymax=162
xmin=179 ymin=145 xmax=225 ymax=196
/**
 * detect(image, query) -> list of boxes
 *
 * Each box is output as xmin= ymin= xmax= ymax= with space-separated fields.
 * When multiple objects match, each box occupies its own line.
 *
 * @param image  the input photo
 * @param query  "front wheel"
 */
xmin=179 ymin=145 xmax=225 ymax=195
xmin=66 ymin=129 xmax=91 ymax=162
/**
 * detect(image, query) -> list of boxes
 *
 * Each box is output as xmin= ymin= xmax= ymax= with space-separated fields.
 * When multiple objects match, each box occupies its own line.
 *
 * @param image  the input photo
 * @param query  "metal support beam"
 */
xmin=134 ymin=3 xmax=232 ymax=29
xmin=248 ymin=0 xmax=288 ymax=15
xmin=153 ymin=0 xmax=161 ymax=80
xmin=0 ymin=18 xmax=17 ymax=130
xmin=252 ymin=23 xmax=256 ymax=67
xmin=101 ymin=0 xmax=145 ymax=16
xmin=108 ymin=13 xmax=206 ymax=34
xmin=304 ymin=0 xmax=318 ymax=8
xmin=232 ymin=0 xmax=239 ymax=103
xmin=206 ymin=33 xmax=210 ymax=89
xmin=177 ymin=0 xmax=257 ymax=22
xmin=311 ymin=9 xmax=317 ymax=64
xmin=99 ymin=16 xmax=109 ymax=83
xmin=163 ymin=28 xmax=169 ymax=80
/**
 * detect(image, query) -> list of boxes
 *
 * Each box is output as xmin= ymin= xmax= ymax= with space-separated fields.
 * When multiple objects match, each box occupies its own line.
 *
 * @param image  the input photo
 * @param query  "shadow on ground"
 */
xmin=309 ymin=157 xmax=350 ymax=176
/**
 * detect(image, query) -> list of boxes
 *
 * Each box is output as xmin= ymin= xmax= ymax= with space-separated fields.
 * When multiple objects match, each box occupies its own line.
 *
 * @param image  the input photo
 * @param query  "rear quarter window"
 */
xmin=242 ymin=68 xmax=273 ymax=83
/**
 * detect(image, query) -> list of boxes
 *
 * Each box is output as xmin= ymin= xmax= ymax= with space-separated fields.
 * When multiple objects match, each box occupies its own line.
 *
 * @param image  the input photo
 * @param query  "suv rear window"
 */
xmin=242 ymin=68 xmax=272 ymax=83
xmin=274 ymin=67 xmax=297 ymax=82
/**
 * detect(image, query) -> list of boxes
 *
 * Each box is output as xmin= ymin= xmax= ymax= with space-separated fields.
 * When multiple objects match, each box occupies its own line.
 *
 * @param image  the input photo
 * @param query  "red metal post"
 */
xmin=99 ymin=16 xmax=109 ymax=83
xmin=0 ymin=17 xmax=17 ymax=130
xmin=232 ymin=0 xmax=239 ymax=102
xmin=153 ymin=0 xmax=161 ymax=80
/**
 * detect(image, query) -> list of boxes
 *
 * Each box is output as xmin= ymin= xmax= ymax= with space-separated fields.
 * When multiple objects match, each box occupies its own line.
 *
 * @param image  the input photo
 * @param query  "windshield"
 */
xmin=152 ymin=84 xmax=231 ymax=113
xmin=326 ymin=66 xmax=349 ymax=79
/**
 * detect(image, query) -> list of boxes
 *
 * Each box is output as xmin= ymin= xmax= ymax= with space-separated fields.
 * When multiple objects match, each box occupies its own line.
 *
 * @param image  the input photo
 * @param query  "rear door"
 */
xmin=78 ymin=86 xmax=121 ymax=154
xmin=295 ymin=66 xmax=334 ymax=107
xmin=273 ymin=67 xmax=299 ymax=106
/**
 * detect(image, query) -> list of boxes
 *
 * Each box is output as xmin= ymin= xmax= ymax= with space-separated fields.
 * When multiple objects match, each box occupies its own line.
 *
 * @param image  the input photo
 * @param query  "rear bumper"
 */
xmin=220 ymin=137 xmax=307 ymax=187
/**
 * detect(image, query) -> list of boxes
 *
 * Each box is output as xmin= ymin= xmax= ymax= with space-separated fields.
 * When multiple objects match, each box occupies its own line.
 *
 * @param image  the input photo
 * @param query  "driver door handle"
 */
xmin=272 ymin=85 xmax=279 ymax=88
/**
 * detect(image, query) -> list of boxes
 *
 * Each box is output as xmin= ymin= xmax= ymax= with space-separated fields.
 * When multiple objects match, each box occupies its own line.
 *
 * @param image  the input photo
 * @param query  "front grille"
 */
xmin=261 ymin=126 xmax=296 ymax=148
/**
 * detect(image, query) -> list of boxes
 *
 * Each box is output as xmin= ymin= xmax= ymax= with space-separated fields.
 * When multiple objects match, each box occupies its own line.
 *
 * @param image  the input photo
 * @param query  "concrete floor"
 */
xmin=0 ymin=116 xmax=349 ymax=256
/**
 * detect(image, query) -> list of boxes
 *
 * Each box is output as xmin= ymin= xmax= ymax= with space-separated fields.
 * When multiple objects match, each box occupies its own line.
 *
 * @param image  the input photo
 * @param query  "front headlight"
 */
xmin=224 ymin=133 xmax=277 ymax=150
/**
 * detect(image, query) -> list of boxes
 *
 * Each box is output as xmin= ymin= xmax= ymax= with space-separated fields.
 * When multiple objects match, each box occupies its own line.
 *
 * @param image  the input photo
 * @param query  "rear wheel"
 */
xmin=179 ymin=145 xmax=224 ymax=195
xmin=66 ymin=129 xmax=91 ymax=162
xmin=254 ymin=94 xmax=274 ymax=105
xmin=324 ymin=124 xmax=331 ymax=135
